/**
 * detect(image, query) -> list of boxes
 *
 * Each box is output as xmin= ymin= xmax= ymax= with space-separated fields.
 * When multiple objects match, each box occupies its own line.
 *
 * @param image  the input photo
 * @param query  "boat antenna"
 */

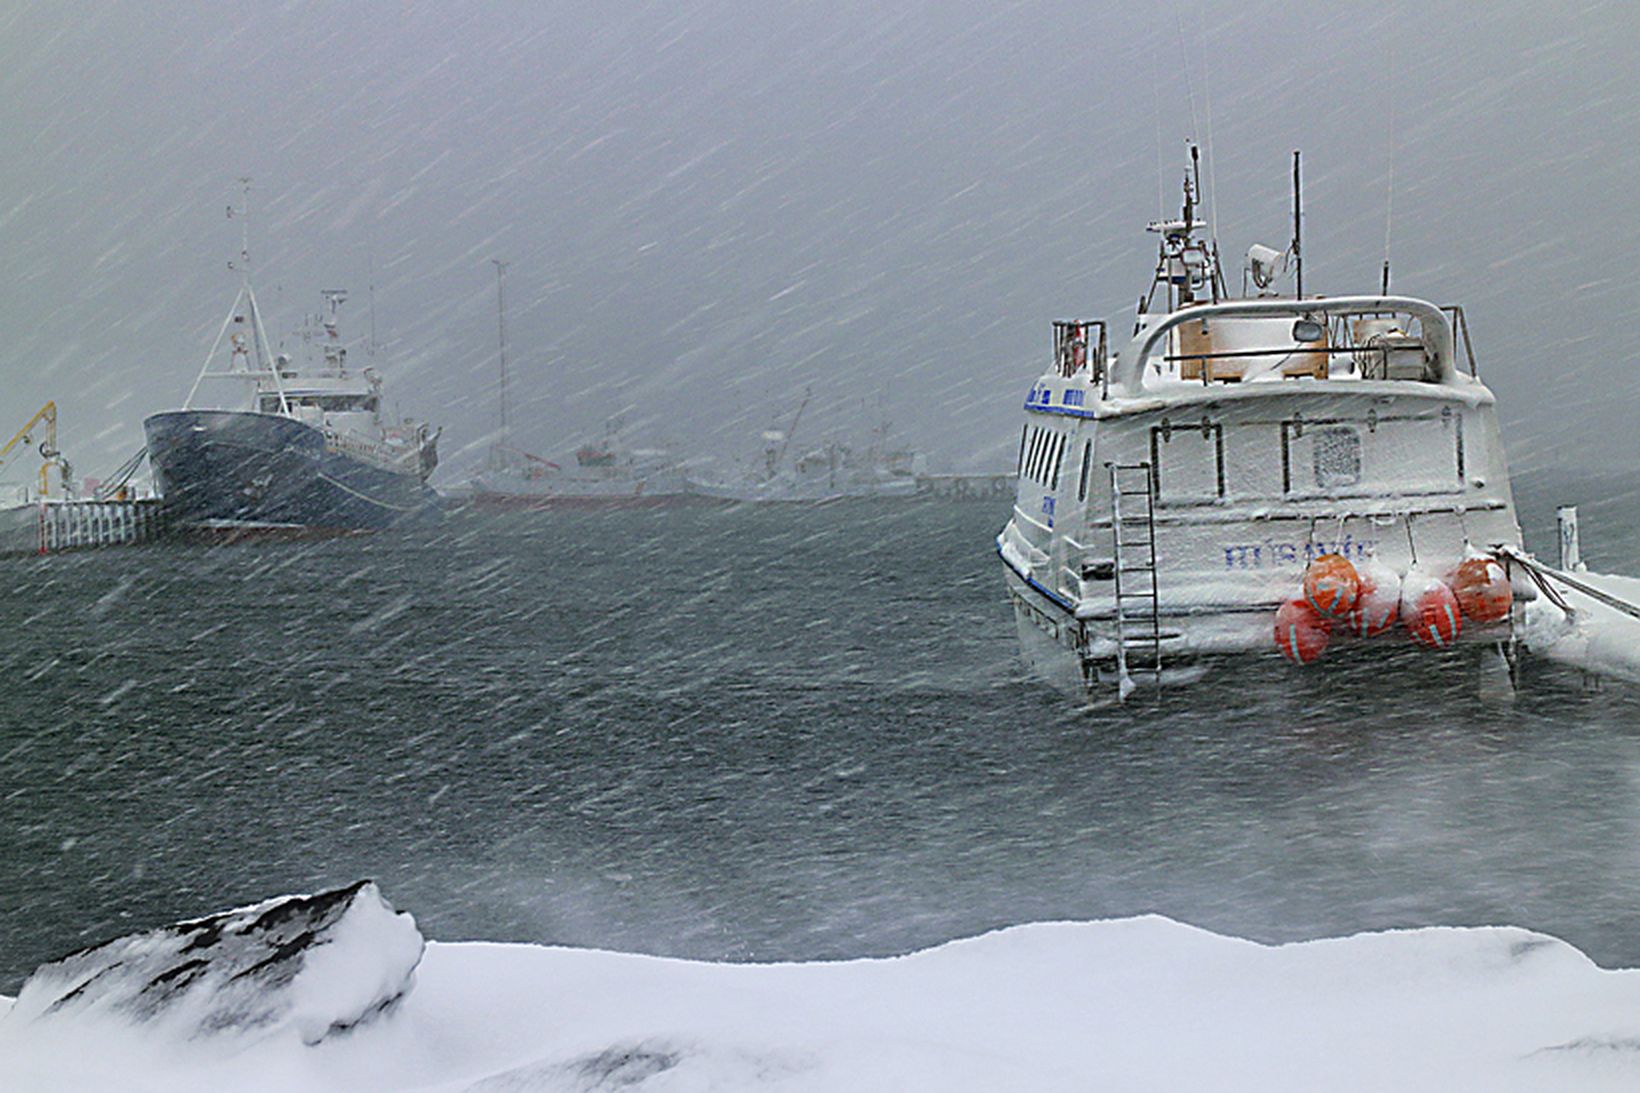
xmin=1382 ymin=2 xmax=1397 ymax=298
xmin=1190 ymin=143 xmax=1202 ymax=223
xmin=189 ymin=177 xmax=288 ymax=414
xmin=492 ymin=259 xmax=509 ymax=451
xmin=1189 ymin=143 xmax=1224 ymax=302
xmin=367 ymin=251 xmax=378 ymax=357
xmin=1291 ymin=150 xmax=1304 ymax=299
xmin=234 ymin=176 xmax=252 ymax=282
xmin=1149 ymin=78 xmax=1166 ymax=219
xmin=1197 ymin=2 xmax=1220 ymax=250
xmin=775 ymin=386 xmax=811 ymax=473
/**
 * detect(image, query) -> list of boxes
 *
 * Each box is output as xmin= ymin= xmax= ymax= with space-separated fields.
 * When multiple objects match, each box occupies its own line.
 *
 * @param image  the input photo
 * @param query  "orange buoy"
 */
xmin=1303 ymin=553 xmax=1361 ymax=617
xmin=1451 ymin=557 xmax=1512 ymax=623
xmin=1346 ymin=560 xmax=1401 ymax=638
xmin=1275 ymin=598 xmax=1331 ymax=664
xmin=1403 ymin=574 xmax=1463 ymax=648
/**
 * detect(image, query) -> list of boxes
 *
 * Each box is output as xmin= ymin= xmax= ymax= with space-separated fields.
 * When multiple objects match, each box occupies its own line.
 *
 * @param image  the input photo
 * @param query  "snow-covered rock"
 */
xmin=3 ymin=881 xmax=422 ymax=1050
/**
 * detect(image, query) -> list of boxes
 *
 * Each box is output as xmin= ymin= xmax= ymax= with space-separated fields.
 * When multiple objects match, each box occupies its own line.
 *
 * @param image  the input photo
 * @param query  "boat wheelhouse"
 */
xmin=997 ymin=152 xmax=1523 ymax=699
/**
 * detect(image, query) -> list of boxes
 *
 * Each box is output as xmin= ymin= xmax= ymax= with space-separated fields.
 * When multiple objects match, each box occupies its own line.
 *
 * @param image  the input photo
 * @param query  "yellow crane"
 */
xmin=0 ymin=402 xmax=74 ymax=498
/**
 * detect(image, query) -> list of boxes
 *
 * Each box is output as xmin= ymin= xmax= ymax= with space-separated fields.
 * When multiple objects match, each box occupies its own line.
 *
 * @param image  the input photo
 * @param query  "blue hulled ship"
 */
xmin=145 ymin=250 xmax=440 ymax=534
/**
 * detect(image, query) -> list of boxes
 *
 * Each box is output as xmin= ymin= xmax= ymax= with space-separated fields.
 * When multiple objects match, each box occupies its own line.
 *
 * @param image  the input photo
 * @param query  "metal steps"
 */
xmin=1107 ymin=462 xmax=1162 ymax=700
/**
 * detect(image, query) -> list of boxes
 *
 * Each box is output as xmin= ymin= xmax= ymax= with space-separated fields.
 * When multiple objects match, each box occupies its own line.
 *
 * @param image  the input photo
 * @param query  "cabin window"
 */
xmin=1077 ymin=441 xmax=1092 ymax=501
xmin=314 ymin=395 xmax=377 ymax=413
xmin=1049 ymin=434 xmax=1068 ymax=490
xmin=1016 ymin=425 xmax=1029 ymax=475
xmin=1313 ymin=427 xmax=1362 ymax=489
xmin=273 ymin=394 xmax=380 ymax=413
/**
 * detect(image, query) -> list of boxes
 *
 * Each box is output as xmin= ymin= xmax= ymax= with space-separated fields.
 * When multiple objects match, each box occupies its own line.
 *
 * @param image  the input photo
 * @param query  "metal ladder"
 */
xmin=1108 ymin=462 xmax=1162 ymax=699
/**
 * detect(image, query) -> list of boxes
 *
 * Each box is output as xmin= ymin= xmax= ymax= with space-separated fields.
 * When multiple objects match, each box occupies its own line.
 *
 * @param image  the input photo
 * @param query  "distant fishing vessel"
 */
xmin=144 ymin=184 xmax=441 ymax=535
xmin=998 ymin=148 xmax=1524 ymax=699
xmin=469 ymin=434 xmax=695 ymax=509
xmin=464 ymin=261 xmax=694 ymax=509
xmin=689 ymin=393 xmax=925 ymax=502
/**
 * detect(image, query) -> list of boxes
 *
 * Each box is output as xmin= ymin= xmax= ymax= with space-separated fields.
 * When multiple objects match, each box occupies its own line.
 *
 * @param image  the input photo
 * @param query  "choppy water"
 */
xmin=3 ymin=476 xmax=1640 ymax=992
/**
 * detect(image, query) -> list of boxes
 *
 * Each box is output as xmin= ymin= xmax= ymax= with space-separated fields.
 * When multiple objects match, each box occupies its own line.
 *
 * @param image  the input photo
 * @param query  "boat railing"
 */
xmin=1053 ymin=320 xmax=1107 ymax=380
xmin=1443 ymin=305 xmax=1480 ymax=379
xmin=1108 ymin=296 xmax=1458 ymax=398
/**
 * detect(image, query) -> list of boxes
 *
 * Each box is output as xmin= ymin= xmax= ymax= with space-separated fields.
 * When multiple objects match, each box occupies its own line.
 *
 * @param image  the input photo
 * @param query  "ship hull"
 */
xmin=144 ymin=410 xmax=441 ymax=533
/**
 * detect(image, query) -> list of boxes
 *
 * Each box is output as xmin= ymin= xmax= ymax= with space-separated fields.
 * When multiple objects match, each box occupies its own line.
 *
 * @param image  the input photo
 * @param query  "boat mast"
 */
xmin=492 ymin=259 xmax=510 ymax=456
xmin=1142 ymin=145 xmax=1217 ymax=314
xmin=774 ymin=387 xmax=811 ymax=475
xmin=184 ymin=177 xmax=289 ymax=414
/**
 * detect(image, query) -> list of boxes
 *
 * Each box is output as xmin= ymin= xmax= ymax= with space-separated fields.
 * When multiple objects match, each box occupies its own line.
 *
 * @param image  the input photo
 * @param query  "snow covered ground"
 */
xmin=4 ymin=892 xmax=1640 ymax=1092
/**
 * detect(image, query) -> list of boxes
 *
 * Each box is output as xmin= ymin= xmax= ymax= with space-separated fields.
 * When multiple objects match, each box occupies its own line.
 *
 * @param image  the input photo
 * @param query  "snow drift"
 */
xmin=4 ymin=884 xmax=1640 ymax=1091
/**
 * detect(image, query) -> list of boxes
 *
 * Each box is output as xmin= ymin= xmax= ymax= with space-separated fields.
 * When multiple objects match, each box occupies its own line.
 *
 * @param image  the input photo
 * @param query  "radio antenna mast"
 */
xmin=1291 ymin=151 xmax=1304 ymax=299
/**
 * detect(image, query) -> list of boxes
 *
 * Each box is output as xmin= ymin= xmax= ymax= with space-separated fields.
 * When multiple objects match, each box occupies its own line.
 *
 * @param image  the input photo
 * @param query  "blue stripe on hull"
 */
xmin=144 ymin=410 xmax=441 ymax=531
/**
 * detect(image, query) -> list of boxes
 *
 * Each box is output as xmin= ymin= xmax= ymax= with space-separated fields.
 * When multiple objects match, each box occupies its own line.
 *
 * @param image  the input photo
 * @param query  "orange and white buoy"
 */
xmin=1403 ymin=573 xmax=1463 ymax=648
xmin=1451 ymin=556 xmax=1512 ymax=623
xmin=1275 ymin=598 xmax=1331 ymax=664
xmin=1346 ymin=559 xmax=1402 ymax=638
xmin=1303 ymin=553 xmax=1361 ymax=618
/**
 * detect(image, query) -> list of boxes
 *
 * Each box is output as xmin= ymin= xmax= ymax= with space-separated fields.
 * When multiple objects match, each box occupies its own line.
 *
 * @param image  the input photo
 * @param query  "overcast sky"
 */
xmin=2 ymin=0 xmax=1635 ymax=479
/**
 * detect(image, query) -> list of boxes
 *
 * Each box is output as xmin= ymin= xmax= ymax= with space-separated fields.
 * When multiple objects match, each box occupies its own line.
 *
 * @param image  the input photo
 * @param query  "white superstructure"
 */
xmin=998 ymin=151 xmax=1523 ymax=699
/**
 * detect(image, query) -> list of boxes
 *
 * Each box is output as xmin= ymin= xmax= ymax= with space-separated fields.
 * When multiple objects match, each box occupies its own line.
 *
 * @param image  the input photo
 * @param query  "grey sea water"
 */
xmin=2 ymin=475 xmax=1639 ymax=992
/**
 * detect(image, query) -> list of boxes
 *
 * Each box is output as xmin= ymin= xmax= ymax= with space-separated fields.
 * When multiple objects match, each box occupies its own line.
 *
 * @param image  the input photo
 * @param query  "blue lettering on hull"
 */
xmin=1222 ymin=537 xmax=1379 ymax=569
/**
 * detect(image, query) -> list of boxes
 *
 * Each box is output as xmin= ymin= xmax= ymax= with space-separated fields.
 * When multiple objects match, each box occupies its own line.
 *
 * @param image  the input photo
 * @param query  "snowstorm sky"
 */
xmin=1 ymin=0 xmax=1635 ymax=480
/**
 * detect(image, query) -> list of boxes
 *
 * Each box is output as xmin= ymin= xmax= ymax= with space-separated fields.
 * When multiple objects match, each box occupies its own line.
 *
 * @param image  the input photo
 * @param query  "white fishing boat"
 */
xmin=690 ymin=393 xmax=925 ymax=502
xmin=998 ymin=149 xmax=1525 ymax=700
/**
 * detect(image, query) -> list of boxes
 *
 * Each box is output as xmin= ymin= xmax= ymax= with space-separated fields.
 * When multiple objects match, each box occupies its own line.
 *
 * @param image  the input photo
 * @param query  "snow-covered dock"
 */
xmin=1520 ymin=564 xmax=1640 ymax=686
xmin=0 ymin=498 xmax=167 ymax=556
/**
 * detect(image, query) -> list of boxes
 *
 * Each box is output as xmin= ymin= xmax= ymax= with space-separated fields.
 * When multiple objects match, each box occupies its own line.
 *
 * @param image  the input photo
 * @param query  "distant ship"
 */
xmin=467 ymin=435 xmax=694 ymax=509
xmin=462 ymin=261 xmax=694 ymax=509
xmin=688 ymin=392 xmax=925 ymax=502
xmin=145 ymin=203 xmax=440 ymax=535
